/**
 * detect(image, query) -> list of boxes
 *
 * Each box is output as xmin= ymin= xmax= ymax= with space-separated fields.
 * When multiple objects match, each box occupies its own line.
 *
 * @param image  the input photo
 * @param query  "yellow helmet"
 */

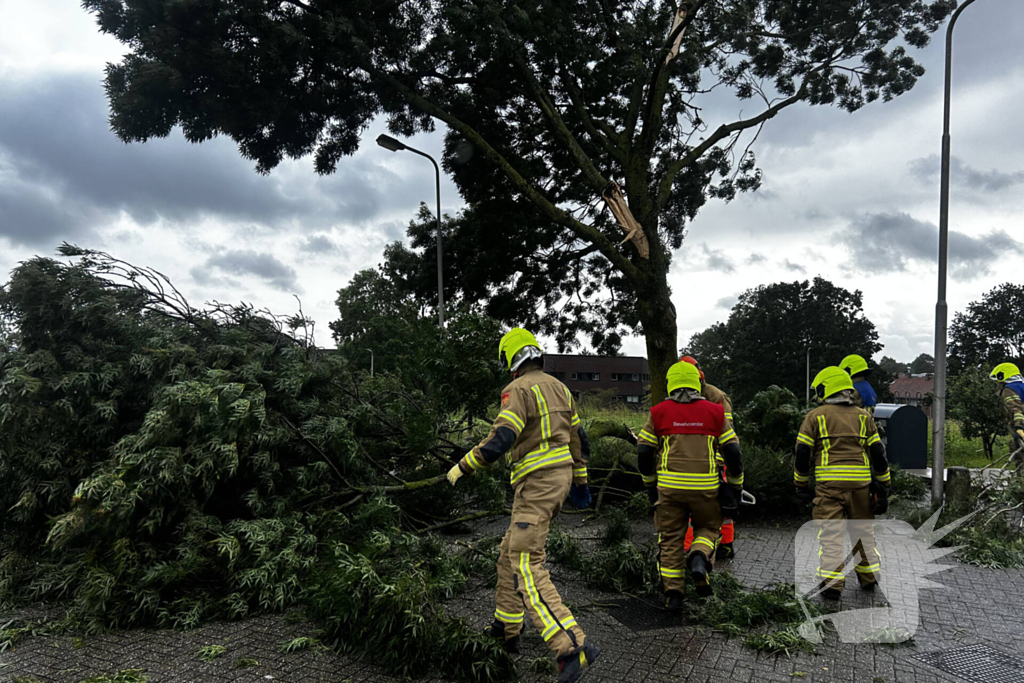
xmin=811 ymin=366 xmax=854 ymax=401
xmin=498 ymin=328 xmax=542 ymax=372
xmin=667 ymin=361 xmax=702 ymax=394
xmin=839 ymin=354 xmax=870 ymax=377
xmin=990 ymin=362 xmax=1021 ymax=382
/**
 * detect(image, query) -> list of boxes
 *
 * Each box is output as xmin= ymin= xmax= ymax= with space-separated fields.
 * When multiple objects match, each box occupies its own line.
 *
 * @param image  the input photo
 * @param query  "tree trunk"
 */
xmin=639 ymin=280 xmax=678 ymax=404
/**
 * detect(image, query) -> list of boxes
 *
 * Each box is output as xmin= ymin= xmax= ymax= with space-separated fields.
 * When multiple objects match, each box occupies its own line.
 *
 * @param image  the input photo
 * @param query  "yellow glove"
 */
xmin=446 ymin=463 xmax=465 ymax=486
xmin=1015 ymin=429 xmax=1024 ymax=445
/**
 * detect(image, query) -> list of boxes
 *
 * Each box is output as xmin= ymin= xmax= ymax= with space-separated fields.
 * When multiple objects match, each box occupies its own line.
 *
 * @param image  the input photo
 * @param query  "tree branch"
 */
xmin=368 ymin=67 xmax=641 ymax=282
xmin=655 ymin=87 xmax=807 ymax=209
xmin=559 ymin=65 xmax=627 ymax=165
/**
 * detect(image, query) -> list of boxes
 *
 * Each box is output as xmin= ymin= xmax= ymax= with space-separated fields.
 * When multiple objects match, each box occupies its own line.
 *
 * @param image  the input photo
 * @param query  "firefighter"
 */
xmin=637 ymin=361 xmax=744 ymax=613
xmin=447 ymin=328 xmax=599 ymax=683
xmin=989 ymin=362 xmax=1024 ymax=453
xmin=678 ymin=356 xmax=740 ymax=560
xmin=839 ymin=354 xmax=877 ymax=413
xmin=795 ymin=366 xmax=891 ymax=601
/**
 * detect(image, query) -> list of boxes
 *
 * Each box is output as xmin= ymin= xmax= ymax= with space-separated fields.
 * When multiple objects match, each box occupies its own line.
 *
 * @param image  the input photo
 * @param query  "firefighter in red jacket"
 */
xmin=637 ymin=361 xmax=744 ymax=612
xmin=677 ymin=356 xmax=740 ymax=560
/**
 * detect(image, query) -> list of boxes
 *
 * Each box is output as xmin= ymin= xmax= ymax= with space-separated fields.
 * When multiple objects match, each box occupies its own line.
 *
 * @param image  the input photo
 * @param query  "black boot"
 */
xmin=557 ymin=642 xmax=600 ymax=683
xmin=664 ymin=590 xmax=685 ymax=614
xmin=687 ymin=553 xmax=713 ymax=597
xmin=821 ymin=587 xmax=842 ymax=601
xmin=715 ymin=543 xmax=735 ymax=561
xmin=483 ymin=620 xmax=520 ymax=654
xmin=861 ymin=581 xmax=877 ymax=593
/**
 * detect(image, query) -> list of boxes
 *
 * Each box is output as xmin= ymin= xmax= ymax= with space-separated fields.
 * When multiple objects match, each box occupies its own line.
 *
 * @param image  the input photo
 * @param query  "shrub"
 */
xmin=736 ymin=386 xmax=806 ymax=451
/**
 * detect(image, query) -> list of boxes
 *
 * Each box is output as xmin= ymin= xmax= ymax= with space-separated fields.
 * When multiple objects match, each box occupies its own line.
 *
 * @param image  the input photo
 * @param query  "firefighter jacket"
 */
xmin=794 ymin=398 xmax=890 ymax=491
xmin=637 ymin=391 xmax=743 ymax=492
xmin=702 ymin=383 xmax=738 ymax=446
xmin=458 ymin=367 xmax=589 ymax=487
xmin=1000 ymin=382 xmax=1024 ymax=434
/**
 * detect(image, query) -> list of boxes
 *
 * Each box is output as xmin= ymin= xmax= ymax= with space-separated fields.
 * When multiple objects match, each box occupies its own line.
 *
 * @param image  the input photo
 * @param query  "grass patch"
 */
xmin=234 ymin=657 xmax=260 ymax=668
xmin=196 ymin=644 xmax=226 ymax=662
xmin=279 ymin=635 xmax=326 ymax=654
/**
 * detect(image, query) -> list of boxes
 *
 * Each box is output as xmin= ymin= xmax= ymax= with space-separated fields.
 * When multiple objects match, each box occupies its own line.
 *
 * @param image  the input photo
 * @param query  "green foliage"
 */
xmin=279 ymin=635 xmax=325 ymax=654
xmin=78 ymin=671 xmax=147 ymax=683
xmin=233 ymin=657 xmax=260 ymax=669
xmin=602 ymin=507 xmax=632 ymax=547
xmin=545 ymin=527 xmax=584 ymax=571
xmin=909 ymin=354 xmax=934 ymax=374
xmin=744 ymin=627 xmax=814 ymax=656
xmin=305 ymin=530 xmax=515 ymax=682
xmin=624 ymin=491 xmax=653 ymax=518
xmin=585 ymin=540 xmax=661 ymax=595
xmin=738 ymin=446 xmax=796 ymax=519
xmin=684 ymin=278 xmax=881 ymax=405
xmin=949 ymin=367 xmax=1007 ymax=459
xmin=949 ymin=283 xmax=1024 ymax=372
xmin=736 ymin=386 xmax=806 ymax=452
xmin=887 ymin=466 xmax=927 ymax=502
xmin=196 ymin=644 xmax=226 ymax=662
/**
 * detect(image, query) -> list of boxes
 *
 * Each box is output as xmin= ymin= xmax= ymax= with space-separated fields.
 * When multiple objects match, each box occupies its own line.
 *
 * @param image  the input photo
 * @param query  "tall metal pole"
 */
xmin=806 ymin=346 xmax=811 ymax=404
xmin=933 ymin=0 xmax=980 ymax=507
xmin=367 ymin=348 xmax=374 ymax=378
xmin=375 ymin=134 xmax=445 ymax=330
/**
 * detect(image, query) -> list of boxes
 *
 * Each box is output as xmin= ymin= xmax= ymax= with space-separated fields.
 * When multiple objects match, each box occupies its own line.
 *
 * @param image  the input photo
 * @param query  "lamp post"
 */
xmin=376 ymin=134 xmax=445 ymax=330
xmin=806 ymin=346 xmax=813 ymax=404
xmin=932 ymin=0 xmax=980 ymax=507
xmin=367 ymin=348 xmax=374 ymax=378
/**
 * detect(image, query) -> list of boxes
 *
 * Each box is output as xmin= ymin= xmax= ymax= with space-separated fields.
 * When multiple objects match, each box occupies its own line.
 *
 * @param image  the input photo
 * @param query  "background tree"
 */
xmin=682 ymin=277 xmax=881 ymax=405
xmin=84 ymin=0 xmax=954 ymax=399
xmin=910 ymin=353 xmax=935 ymax=374
xmin=949 ymin=283 xmax=1024 ymax=373
xmin=879 ymin=355 xmax=910 ymax=375
xmin=948 ymin=366 xmax=1006 ymax=459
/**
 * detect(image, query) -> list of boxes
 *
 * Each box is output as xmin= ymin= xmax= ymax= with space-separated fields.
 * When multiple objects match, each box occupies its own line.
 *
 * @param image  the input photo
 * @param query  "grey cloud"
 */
xmin=841 ymin=212 xmax=1020 ymax=279
xmin=199 ymin=250 xmax=302 ymax=292
xmin=0 ymin=74 xmax=426 ymax=248
xmin=716 ymin=295 xmax=739 ymax=310
xmin=701 ymin=243 xmax=736 ymax=273
xmin=298 ymin=235 xmax=340 ymax=254
xmin=782 ymin=259 xmax=806 ymax=273
xmin=909 ymin=155 xmax=1024 ymax=192
xmin=746 ymin=253 xmax=767 ymax=264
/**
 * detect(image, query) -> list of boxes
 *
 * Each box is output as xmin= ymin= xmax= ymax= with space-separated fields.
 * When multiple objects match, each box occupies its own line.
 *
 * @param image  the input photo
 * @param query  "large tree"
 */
xmin=949 ymin=283 xmax=1024 ymax=373
xmin=682 ymin=277 xmax=881 ymax=405
xmin=85 ymin=0 xmax=954 ymax=399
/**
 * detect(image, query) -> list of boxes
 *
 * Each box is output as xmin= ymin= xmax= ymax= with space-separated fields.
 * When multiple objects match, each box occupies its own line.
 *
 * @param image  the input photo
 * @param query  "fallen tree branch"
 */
xmin=347 ymin=474 xmax=447 ymax=493
xmin=418 ymin=509 xmax=511 ymax=534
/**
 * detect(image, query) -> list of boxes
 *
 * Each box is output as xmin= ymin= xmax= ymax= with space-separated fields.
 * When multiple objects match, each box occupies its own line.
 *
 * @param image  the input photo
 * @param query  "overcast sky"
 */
xmin=1 ymin=1 xmax=1022 ymax=364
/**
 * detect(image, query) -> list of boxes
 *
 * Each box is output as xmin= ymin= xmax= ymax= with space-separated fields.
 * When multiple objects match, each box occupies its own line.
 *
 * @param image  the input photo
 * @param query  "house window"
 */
xmin=611 ymin=373 xmax=618 ymax=381
xmin=626 ymin=395 xmax=640 ymax=403
xmin=593 ymin=373 xmax=600 ymax=381
xmin=570 ymin=373 xmax=578 ymax=380
xmin=632 ymin=373 xmax=640 ymax=381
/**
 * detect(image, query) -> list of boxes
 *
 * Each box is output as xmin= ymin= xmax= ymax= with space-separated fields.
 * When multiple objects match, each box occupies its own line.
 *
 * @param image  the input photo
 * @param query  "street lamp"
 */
xmin=367 ymin=348 xmax=374 ymax=378
xmin=806 ymin=346 xmax=813 ymax=404
xmin=932 ymin=0 xmax=980 ymax=507
xmin=376 ymin=133 xmax=445 ymax=330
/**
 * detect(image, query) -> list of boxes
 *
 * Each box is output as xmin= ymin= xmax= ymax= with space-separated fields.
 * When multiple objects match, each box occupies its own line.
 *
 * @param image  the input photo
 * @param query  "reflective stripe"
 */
xmin=659 ymin=567 xmax=684 ymax=577
xmin=466 ymin=449 xmax=486 ymax=470
xmin=691 ymin=537 xmax=715 ymax=551
xmin=510 ymin=445 xmax=573 ymax=484
xmin=817 ymin=415 xmax=831 ymax=466
xmin=796 ymin=432 xmax=815 ymax=446
xmin=498 ymin=410 xmax=525 ymax=433
xmin=855 ymin=563 xmax=880 ymax=574
xmin=816 ymin=568 xmax=846 ymax=580
xmin=639 ymin=429 xmax=657 ymax=444
xmin=726 ymin=473 xmax=744 ymax=486
xmin=571 ymin=414 xmax=581 ymax=426
xmin=794 ymin=472 xmax=810 ymax=484
xmin=816 ymin=465 xmax=872 ymax=482
xmin=531 ymin=386 xmax=552 ymax=443
xmin=642 ymin=474 xmax=657 ymax=485
xmin=657 ymin=471 xmax=720 ymax=490
xmin=707 ymin=436 xmax=715 ymax=474
xmin=573 ymin=466 xmax=588 ymax=477
xmin=661 ymin=437 xmax=671 ymax=472
xmin=495 ymin=608 xmax=524 ymax=623
xmin=875 ymin=469 xmax=891 ymax=483
xmin=519 ymin=552 xmax=555 ymax=633
xmin=724 ymin=412 xmax=734 ymax=420
xmin=867 ymin=433 xmax=881 ymax=446
xmin=719 ymin=429 xmax=737 ymax=444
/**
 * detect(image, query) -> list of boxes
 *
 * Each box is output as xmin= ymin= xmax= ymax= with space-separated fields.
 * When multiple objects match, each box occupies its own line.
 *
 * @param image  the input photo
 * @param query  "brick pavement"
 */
xmin=2 ymin=513 xmax=1023 ymax=683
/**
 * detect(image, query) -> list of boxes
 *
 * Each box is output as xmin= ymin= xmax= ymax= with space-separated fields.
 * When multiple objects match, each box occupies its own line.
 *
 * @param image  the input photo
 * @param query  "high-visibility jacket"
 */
xmin=459 ymin=367 xmax=588 ymax=487
xmin=1000 ymin=383 xmax=1024 ymax=433
xmin=795 ymin=402 xmax=889 ymax=490
xmin=638 ymin=393 xmax=742 ymax=491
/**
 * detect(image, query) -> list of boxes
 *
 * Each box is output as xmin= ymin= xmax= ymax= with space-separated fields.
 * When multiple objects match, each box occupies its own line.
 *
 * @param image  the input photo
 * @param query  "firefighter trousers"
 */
xmin=813 ymin=486 xmax=880 ymax=590
xmin=655 ymin=486 xmax=722 ymax=594
xmin=493 ymin=464 xmax=584 ymax=657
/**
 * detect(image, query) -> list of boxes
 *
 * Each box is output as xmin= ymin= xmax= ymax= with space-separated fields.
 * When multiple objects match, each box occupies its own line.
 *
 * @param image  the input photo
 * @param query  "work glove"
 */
xmin=1014 ymin=429 xmax=1024 ymax=449
xmin=446 ymin=463 xmax=466 ymax=486
xmin=570 ymin=483 xmax=591 ymax=509
xmin=718 ymin=484 xmax=741 ymax=517
xmin=870 ymin=481 xmax=889 ymax=516
xmin=646 ymin=487 xmax=659 ymax=507
xmin=795 ymin=486 xmax=815 ymax=505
